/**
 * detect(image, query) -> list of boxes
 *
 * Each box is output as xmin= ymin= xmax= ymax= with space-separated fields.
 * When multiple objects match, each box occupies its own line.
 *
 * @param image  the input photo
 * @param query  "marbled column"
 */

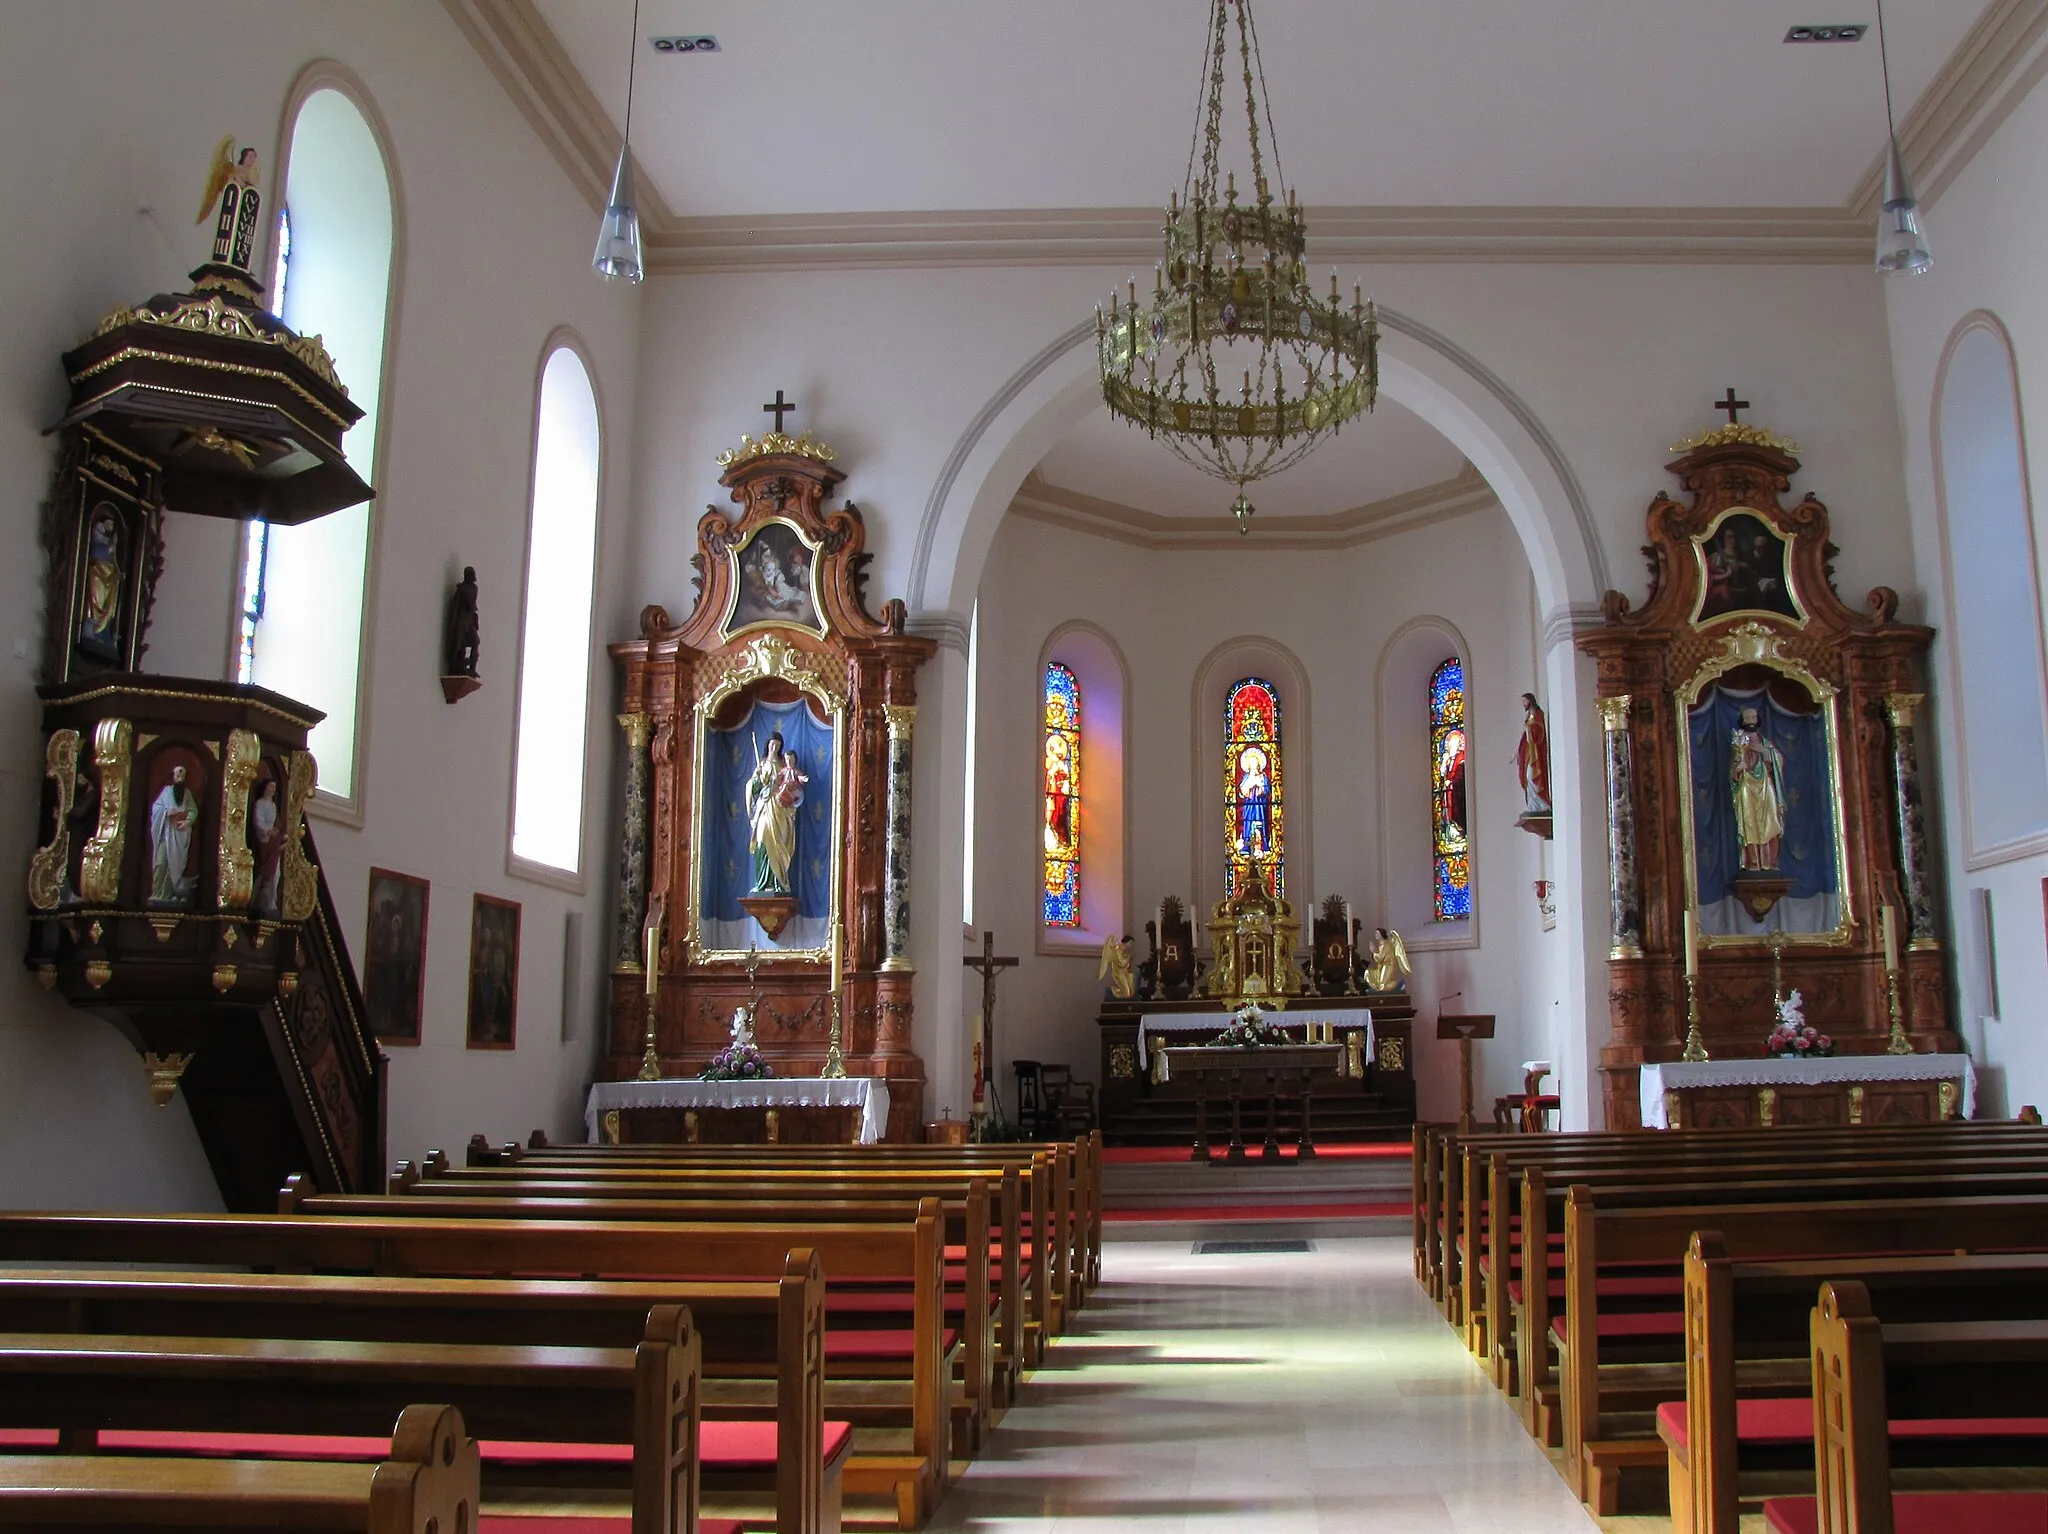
xmin=880 ymin=704 xmax=917 ymax=973
xmin=1600 ymin=694 xmax=1644 ymax=958
xmin=613 ymin=712 xmax=654 ymax=971
xmin=1886 ymin=692 xmax=1938 ymax=946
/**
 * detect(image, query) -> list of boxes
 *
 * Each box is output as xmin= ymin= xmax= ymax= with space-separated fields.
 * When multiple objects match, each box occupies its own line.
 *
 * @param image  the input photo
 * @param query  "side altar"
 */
xmin=603 ymin=421 xmax=935 ymax=1140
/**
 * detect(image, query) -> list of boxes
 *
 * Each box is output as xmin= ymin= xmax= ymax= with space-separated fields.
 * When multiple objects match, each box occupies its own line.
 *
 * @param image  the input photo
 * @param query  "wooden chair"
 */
xmin=1012 ymin=1062 xmax=1047 ymax=1136
xmin=1039 ymin=1066 xmax=1097 ymax=1135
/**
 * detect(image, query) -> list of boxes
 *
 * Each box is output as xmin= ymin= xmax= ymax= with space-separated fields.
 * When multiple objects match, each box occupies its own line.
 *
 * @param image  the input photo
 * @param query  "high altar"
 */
xmin=602 ymin=428 xmax=935 ymax=1140
xmin=1578 ymin=418 xmax=1955 ymax=1128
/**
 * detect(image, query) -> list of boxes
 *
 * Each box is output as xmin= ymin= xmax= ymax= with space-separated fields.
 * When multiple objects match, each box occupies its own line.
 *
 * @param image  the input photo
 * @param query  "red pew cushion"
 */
xmin=482 ymin=1520 xmax=745 ymax=1534
xmin=827 ymin=1327 xmax=960 ymax=1360
xmin=96 ymin=1421 xmax=857 ymax=1470
xmin=1764 ymin=1492 xmax=2048 ymax=1534
xmin=1550 ymin=1312 xmax=1682 ymax=1342
xmin=0 ymin=1431 xmax=60 ymax=1450
xmin=1659 ymin=1397 xmax=2048 ymax=1454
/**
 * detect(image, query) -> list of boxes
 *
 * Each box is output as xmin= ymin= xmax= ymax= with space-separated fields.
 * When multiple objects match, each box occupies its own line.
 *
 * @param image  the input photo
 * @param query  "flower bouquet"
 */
xmin=1763 ymin=989 xmax=1835 ymax=1059
xmin=1209 ymin=1001 xmax=1289 ymax=1049
xmin=700 ymin=1004 xmax=776 ymax=1081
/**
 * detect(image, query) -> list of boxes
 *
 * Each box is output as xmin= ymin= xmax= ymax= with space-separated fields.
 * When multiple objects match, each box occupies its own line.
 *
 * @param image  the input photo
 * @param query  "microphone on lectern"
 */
xmin=1438 ymin=991 xmax=1464 ymax=1013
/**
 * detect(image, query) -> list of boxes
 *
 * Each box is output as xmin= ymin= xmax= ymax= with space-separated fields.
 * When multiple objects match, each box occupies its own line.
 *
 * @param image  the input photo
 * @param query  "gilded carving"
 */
xmin=211 ymin=964 xmax=237 ymax=993
xmin=84 ymin=959 xmax=112 ymax=990
xmin=1848 ymin=1084 xmax=1865 ymax=1125
xmin=1598 ymin=694 xmax=1632 ymax=731
xmin=78 ymin=719 xmax=134 ymax=905
xmin=1757 ymin=1085 xmax=1777 ymax=1128
xmin=881 ymin=704 xmax=918 ymax=741
xmin=277 ymin=750 xmax=320 ymax=921
xmin=1108 ymin=1043 xmax=1136 ymax=1080
xmin=216 ymin=729 xmax=261 ymax=910
xmin=1938 ymin=1079 xmax=1960 ymax=1121
xmin=1376 ymin=1036 xmax=1405 ymax=1072
xmin=716 ymin=430 xmax=837 ymax=469
xmin=141 ymin=1051 xmax=193 ymax=1106
xmin=91 ymin=293 xmax=345 ymax=393
xmin=28 ymin=729 xmax=81 ymax=911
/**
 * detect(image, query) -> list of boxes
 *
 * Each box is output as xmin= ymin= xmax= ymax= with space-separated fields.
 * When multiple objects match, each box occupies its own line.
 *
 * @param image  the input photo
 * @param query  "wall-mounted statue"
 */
xmin=441 ymin=566 xmax=481 ymax=702
xmin=1515 ymin=692 xmax=1553 ymax=838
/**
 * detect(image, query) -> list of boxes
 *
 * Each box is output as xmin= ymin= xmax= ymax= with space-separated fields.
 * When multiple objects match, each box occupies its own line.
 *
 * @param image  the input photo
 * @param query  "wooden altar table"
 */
xmin=1639 ymin=1053 xmax=1975 ymax=1129
xmin=1136 ymin=1007 xmax=1373 ymax=1070
xmin=1158 ymin=1043 xmax=1347 ymax=1163
xmin=585 ymin=1076 xmax=891 ymax=1145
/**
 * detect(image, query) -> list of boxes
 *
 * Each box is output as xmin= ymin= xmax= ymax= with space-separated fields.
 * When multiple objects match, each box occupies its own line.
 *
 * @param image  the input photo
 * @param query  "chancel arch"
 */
xmin=1377 ymin=616 xmax=1479 ymax=948
xmin=1930 ymin=312 xmax=2048 ymax=868
xmin=237 ymin=63 xmax=403 ymax=818
xmin=1036 ymin=620 xmax=1128 ymax=954
xmin=1193 ymin=638 xmax=1311 ymax=913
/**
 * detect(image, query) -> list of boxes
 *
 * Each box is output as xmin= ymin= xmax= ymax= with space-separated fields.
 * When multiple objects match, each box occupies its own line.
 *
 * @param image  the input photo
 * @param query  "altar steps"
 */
xmin=1099 ymin=1091 xmax=1415 ymax=1147
xmin=1102 ymin=1148 xmax=1412 ymax=1242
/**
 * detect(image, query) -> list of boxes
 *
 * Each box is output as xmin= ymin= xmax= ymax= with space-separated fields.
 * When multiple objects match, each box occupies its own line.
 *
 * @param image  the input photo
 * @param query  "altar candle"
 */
xmin=1882 ymin=905 xmax=1900 ymax=972
xmin=644 ymin=924 xmax=660 ymax=998
xmin=1683 ymin=909 xmax=1699 ymax=979
xmin=831 ymin=918 xmax=844 ymax=995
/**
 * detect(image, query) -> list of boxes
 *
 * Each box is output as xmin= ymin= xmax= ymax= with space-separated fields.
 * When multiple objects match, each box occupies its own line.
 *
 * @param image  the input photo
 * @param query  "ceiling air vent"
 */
xmin=650 ymin=35 xmax=719 ymax=53
xmin=1784 ymin=24 xmax=1866 ymax=42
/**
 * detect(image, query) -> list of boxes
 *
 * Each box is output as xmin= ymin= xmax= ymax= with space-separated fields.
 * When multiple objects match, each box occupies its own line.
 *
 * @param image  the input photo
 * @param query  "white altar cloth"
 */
xmin=1639 ymin=1053 xmax=1975 ymax=1129
xmin=1136 ymin=1007 xmax=1373 ymax=1068
xmin=585 ymin=1076 xmax=890 ymax=1144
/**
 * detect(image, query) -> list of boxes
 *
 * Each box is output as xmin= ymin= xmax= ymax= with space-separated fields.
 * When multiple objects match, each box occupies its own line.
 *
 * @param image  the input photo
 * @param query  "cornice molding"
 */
xmin=907 ymin=610 xmax=972 ymax=657
xmin=1009 ymin=463 xmax=1497 ymax=552
xmin=1847 ymin=0 xmax=2048 ymax=217
xmin=450 ymin=0 xmax=2048 ymax=270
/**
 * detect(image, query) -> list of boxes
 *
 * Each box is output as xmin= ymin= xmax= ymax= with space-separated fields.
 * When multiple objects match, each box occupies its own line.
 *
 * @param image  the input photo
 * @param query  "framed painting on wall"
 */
xmin=363 ymin=868 xmax=429 ymax=1045
xmin=466 ymin=893 xmax=520 ymax=1050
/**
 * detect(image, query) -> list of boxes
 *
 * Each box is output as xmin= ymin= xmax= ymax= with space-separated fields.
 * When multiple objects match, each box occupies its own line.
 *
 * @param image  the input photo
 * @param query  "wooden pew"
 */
xmin=1760 ymin=1281 xmax=2048 ymax=1534
xmin=309 ymin=1176 xmax=998 ymax=1455
xmin=0 ymin=1403 xmax=477 ymax=1534
xmin=0 ymin=1303 xmax=698 ymax=1534
xmin=0 ymin=1209 xmax=945 ymax=1531
xmin=1675 ymin=1239 xmax=2048 ymax=1534
xmin=0 ymin=1261 xmax=831 ymax=1534
xmin=1560 ymin=1188 xmax=2048 ymax=1510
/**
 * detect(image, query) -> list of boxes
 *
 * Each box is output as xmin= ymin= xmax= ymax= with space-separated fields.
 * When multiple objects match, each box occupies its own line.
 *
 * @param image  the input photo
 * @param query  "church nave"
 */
xmin=928 ymin=1236 xmax=1596 ymax=1534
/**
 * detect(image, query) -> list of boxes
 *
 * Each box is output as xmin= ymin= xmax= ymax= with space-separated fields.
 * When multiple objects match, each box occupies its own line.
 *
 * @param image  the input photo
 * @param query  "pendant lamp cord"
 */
xmin=622 ymin=0 xmax=642 ymax=149
xmin=1875 ymin=0 xmax=1898 ymax=139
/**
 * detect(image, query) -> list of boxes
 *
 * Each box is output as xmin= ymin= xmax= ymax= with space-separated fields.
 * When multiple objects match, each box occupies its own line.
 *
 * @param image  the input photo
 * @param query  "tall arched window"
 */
xmin=1042 ymin=662 xmax=1080 ymax=927
xmin=510 ymin=345 xmax=603 ymax=875
xmin=237 ymin=84 xmax=395 ymax=806
xmin=1430 ymin=657 xmax=1471 ymax=920
xmin=1224 ymin=677 xmax=1283 ymax=897
xmin=1933 ymin=316 xmax=2048 ymax=866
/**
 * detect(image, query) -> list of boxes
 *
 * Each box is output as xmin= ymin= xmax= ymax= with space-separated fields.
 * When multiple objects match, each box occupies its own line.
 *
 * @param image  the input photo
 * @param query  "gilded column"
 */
xmin=1886 ymin=693 xmax=1938 ymax=947
xmin=613 ymin=712 xmax=654 ymax=971
xmin=1600 ymin=695 xmax=1644 ymax=957
xmin=880 ymin=704 xmax=917 ymax=973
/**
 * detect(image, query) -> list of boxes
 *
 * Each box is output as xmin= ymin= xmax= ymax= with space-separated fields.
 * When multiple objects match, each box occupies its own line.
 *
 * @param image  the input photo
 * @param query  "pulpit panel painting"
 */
xmin=698 ymin=689 xmax=837 ymax=951
xmin=1685 ymin=663 xmax=1845 ymax=938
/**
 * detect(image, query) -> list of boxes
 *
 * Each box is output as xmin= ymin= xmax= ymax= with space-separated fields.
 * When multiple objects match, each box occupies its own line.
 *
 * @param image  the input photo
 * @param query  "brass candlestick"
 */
xmin=1768 ymin=930 xmax=1786 ymax=1013
xmin=822 ymin=991 xmax=846 ymax=1078
xmin=1681 ymin=974 xmax=1709 ymax=1062
xmin=1884 ymin=965 xmax=1911 ymax=1055
xmin=637 ymin=917 xmax=671 ymax=1082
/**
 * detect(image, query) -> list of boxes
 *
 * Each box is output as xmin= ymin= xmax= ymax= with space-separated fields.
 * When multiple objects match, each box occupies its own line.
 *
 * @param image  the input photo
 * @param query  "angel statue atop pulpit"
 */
xmin=746 ymin=732 xmax=808 ymax=895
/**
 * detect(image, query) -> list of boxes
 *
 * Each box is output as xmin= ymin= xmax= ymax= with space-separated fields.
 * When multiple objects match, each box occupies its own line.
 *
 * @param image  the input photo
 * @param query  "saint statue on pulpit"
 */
xmin=746 ymin=732 xmax=807 ymax=895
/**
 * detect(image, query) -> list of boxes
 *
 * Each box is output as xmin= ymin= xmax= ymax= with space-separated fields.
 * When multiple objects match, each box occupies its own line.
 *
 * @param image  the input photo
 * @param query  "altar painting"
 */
xmin=721 ymin=520 xmax=825 ymax=640
xmin=698 ymin=693 xmax=838 ymax=951
xmin=1693 ymin=510 xmax=1803 ymax=626
xmin=1684 ymin=667 xmax=1846 ymax=939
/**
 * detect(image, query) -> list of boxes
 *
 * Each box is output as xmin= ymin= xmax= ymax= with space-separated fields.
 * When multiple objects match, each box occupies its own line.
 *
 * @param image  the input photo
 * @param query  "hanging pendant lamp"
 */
xmin=593 ymin=0 xmax=645 ymax=284
xmin=1873 ymin=0 xmax=1931 ymax=275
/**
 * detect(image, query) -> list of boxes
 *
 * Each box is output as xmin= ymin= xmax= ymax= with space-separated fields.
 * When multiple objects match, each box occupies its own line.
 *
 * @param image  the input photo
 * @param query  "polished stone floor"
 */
xmin=924 ymin=1235 xmax=1599 ymax=1533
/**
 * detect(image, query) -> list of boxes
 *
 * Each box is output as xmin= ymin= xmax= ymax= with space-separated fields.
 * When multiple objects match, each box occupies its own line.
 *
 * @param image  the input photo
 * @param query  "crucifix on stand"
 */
xmin=763 ymin=389 xmax=796 ymax=433
xmin=963 ymin=930 xmax=1018 ymax=1119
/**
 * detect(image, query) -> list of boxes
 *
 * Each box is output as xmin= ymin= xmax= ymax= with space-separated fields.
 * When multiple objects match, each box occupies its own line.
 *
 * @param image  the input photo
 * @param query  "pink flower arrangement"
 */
xmin=1764 ymin=990 xmax=1835 ymax=1059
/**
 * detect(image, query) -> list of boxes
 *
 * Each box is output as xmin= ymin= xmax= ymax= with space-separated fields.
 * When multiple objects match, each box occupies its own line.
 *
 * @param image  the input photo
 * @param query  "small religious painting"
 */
xmin=466 ymin=893 xmax=520 ymax=1049
xmin=363 ymin=869 xmax=430 ymax=1046
xmin=144 ymin=747 xmax=207 ymax=908
xmin=76 ymin=503 xmax=126 ymax=661
xmin=248 ymin=770 xmax=286 ymax=918
xmin=723 ymin=520 xmax=824 ymax=639
xmin=1693 ymin=512 xmax=1801 ymax=626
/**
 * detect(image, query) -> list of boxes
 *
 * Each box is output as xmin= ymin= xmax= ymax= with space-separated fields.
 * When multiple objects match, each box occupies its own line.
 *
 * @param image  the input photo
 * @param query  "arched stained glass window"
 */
xmin=1224 ymin=677 xmax=1283 ymax=897
xmin=1042 ymin=663 xmax=1081 ymax=927
xmin=1431 ymin=657 xmax=1471 ymax=920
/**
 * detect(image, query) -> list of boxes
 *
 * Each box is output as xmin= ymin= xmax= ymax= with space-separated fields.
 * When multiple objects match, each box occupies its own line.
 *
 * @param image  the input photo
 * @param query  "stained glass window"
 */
xmin=1042 ymin=663 xmax=1081 ymax=927
xmin=1431 ymin=657 xmax=1472 ymax=920
xmin=1224 ymin=677 xmax=1284 ymax=897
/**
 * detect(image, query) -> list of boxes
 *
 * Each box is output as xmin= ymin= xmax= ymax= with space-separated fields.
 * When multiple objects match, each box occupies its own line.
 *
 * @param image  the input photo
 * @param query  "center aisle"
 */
xmin=925 ymin=1235 xmax=1598 ymax=1533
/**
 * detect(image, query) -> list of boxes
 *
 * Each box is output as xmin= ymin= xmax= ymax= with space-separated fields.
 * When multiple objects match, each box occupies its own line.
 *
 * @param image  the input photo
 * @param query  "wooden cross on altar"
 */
xmin=763 ymin=390 xmax=795 ymax=433
xmin=1714 ymin=388 xmax=1750 ymax=425
xmin=964 ymin=930 xmax=1018 ymax=1110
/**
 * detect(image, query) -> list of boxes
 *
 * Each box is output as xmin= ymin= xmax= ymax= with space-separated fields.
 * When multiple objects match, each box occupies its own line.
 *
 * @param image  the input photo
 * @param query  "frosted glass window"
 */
xmin=1936 ymin=323 xmax=2048 ymax=862
xmin=511 ymin=347 xmax=603 ymax=873
xmin=241 ymin=90 xmax=393 ymax=801
xmin=963 ymin=600 xmax=978 ymax=926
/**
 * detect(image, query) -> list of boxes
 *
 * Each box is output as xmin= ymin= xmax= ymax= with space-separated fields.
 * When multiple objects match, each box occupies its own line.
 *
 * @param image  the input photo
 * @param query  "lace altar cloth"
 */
xmin=585 ymin=1076 xmax=890 ymax=1143
xmin=1639 ymin=1053 xmax=1975 ymax=1129
xmin=1136 ymin=1007 xmax=1373 ymax=1068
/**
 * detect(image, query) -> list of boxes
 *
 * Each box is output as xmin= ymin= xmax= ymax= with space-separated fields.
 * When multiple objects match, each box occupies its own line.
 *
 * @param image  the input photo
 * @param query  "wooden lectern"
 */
xmin=1437 ymin=1014 xmax=1497 ymax=1135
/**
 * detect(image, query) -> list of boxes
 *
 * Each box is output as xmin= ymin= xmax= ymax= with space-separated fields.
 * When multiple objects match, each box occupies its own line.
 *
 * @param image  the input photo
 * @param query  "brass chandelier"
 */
xmin=1097 ymin=0 xmax=1379 ymax=535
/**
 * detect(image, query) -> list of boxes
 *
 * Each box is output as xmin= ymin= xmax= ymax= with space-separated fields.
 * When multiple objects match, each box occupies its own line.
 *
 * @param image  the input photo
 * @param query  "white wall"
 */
xmin=1883 ymin=65 xmax=2048 ymax=1117
xmin=971 ymin=504 xmax=1562 ymax=1120
xmin=0 ymin=2 xmax=643 ymax=1207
